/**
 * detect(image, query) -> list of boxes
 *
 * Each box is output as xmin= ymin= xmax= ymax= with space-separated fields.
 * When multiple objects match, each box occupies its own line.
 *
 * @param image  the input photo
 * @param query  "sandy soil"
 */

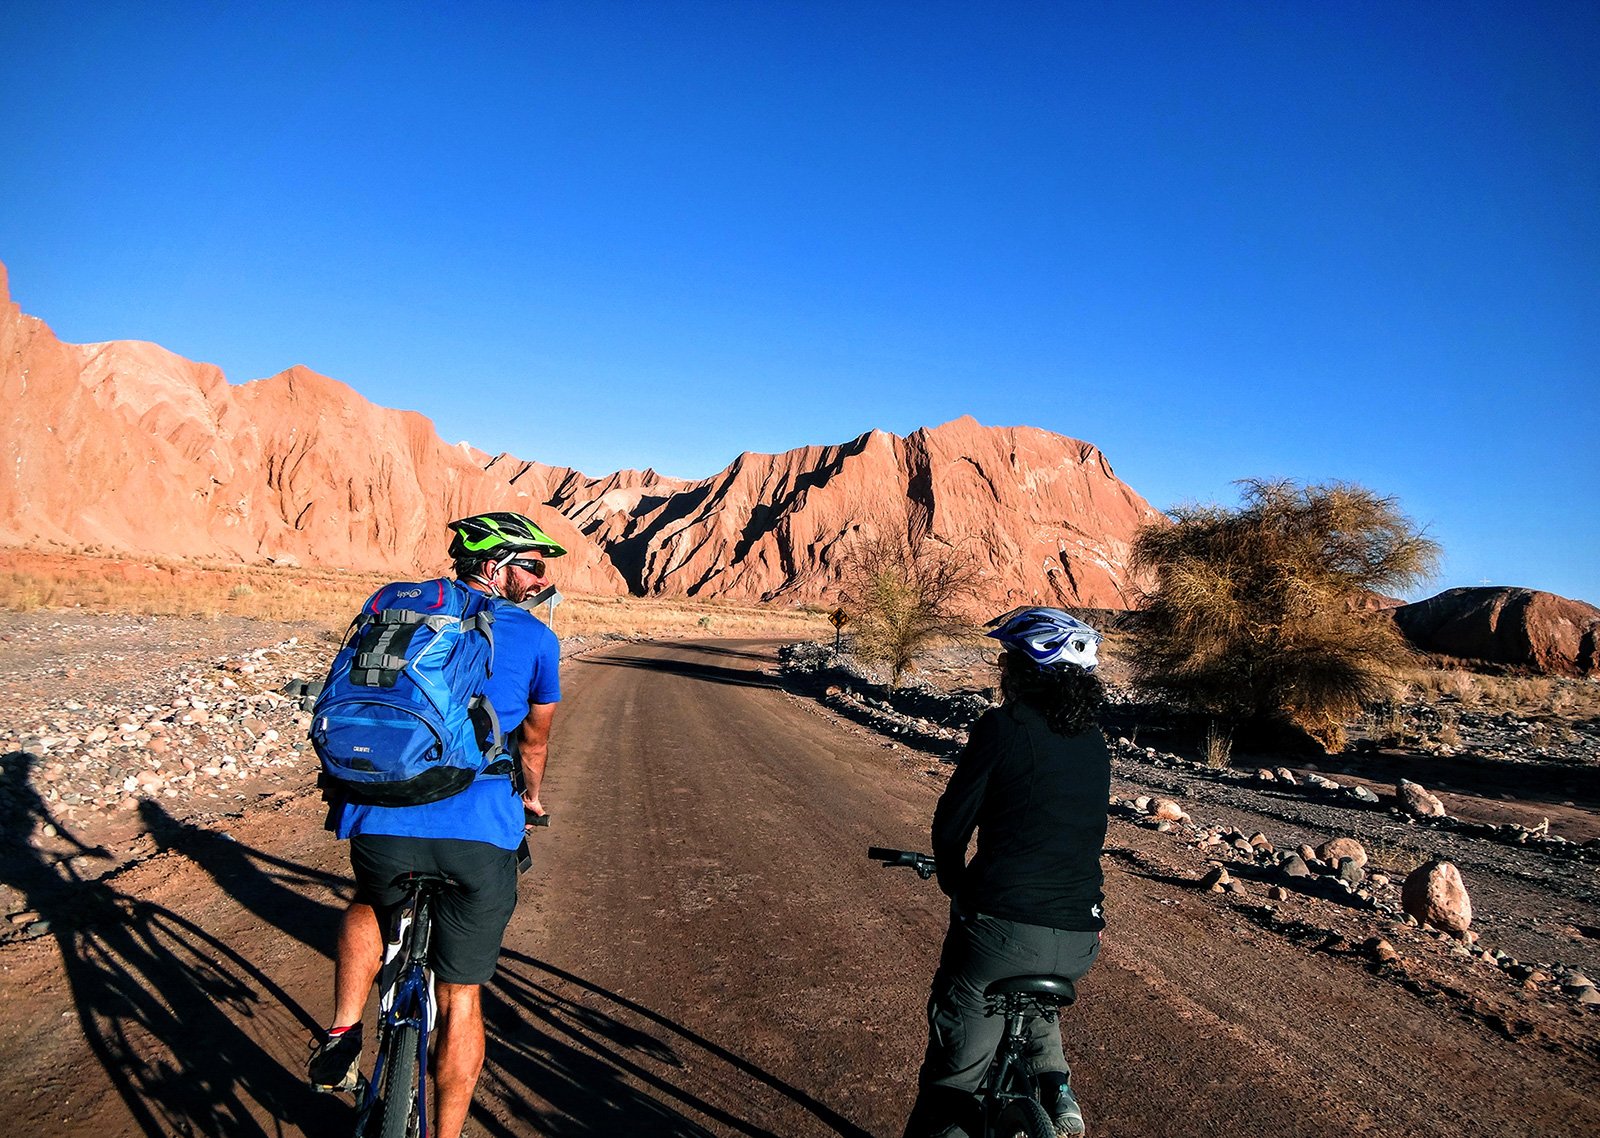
xmin=0 ymin=623 xmax=1596 ymax=1137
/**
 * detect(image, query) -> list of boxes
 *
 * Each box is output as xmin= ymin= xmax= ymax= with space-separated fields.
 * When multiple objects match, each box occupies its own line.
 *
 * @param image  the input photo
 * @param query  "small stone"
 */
xmin=1279 ymin=853 xmax=1312 ymax=878
xmin=1350 ymin=786 xmax=1380 ymax=804
xmin=1224 ymin=879 xmax=1249 ymax=896
xmin=1268 ymin=886 xmax=1288 ymax=901
xmin=1577 ymin=987 xmax=1600 ymax=1007
xmin=1275 ymin=768 xmax=1298 ymax=785
xmin=1336 ymin=858 xmax=1366 ymax=889
xmin=1366 ymin=936 xmax=1399 ymax=963
xmin=1200 ymin=865 xmax=1230 ymax=891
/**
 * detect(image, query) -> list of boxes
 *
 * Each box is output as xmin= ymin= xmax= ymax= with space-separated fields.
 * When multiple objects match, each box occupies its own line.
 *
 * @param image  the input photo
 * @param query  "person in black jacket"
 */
xmin=904 ymin=608 xmax=1111 ymax=1138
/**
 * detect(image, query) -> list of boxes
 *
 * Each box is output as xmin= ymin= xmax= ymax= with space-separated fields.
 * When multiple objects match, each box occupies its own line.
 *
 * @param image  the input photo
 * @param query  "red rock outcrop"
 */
xmin=1 ymin=260 xmax=1159 ymax=606
xmin=550 ymin=419 xmax=1162 ymax=607
xmin=1391 ymin=587 xmax=1600 ymax=677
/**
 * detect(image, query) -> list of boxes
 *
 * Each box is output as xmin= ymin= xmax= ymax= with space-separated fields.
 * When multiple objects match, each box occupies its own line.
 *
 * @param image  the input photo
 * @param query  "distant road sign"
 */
xmin=830 ymin=607 xmax=848 ymax=628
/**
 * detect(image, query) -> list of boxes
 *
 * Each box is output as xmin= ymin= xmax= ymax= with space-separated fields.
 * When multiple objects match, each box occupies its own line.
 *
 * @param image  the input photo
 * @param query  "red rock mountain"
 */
xmin=1392 ymin=587 xmax=1600 ymax=677
xmin=0 ymin=260 xmax=1161 ymax=607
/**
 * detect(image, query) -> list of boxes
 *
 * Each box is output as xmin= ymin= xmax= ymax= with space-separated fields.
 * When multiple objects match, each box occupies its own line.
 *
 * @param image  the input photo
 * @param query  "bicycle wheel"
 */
xmin=994 ymin=1096 xmax=1055 ymax=1138
xmin=377 ymin=1023 xmax=421 ymax=1138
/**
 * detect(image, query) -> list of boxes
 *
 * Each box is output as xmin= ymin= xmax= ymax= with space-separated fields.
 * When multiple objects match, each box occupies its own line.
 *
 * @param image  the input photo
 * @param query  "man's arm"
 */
xmin=512 ymin=702 xmax=556 ymax=821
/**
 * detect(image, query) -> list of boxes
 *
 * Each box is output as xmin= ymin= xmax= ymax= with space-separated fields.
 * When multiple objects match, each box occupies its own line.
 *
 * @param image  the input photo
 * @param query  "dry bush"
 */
xmin=1202 ymin=722 xmax=1233 ymax=769
xmin=1130 ymin=480 xmax=1439 ymax=752
xmin=838 ymin=530 xmax=981 ymax=688
xmin=1366 ymin=839 xmax=1428 ymax=876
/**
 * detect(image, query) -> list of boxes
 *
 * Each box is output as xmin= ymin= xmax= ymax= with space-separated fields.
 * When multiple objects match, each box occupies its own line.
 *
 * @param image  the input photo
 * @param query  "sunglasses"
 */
xmin=506 ymin=558 xmax=547 ymax=577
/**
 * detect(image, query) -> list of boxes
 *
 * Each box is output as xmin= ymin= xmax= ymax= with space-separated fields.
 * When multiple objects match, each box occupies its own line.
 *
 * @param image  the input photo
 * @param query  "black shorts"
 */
xmin=350 ymin=835 xmax=518 ymax=984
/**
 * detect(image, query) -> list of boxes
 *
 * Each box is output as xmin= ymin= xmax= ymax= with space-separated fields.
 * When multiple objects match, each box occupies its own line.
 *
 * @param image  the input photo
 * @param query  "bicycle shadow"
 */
xmin=0 ymin=752 xmax=336 ymax=1137
xmin=482 ymin=947 xmax=873 ymax=1138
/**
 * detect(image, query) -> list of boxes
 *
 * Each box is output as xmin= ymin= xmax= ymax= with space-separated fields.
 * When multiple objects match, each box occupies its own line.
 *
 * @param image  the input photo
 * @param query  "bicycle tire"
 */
xmin=377 ymin=1023 xmax=421 ymax=1138
xmin=994 ymin=1097 xmax=1055 ymax=1138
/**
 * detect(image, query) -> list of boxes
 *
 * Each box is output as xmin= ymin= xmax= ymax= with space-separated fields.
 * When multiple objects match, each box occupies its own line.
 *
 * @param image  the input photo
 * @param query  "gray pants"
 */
xmin=905 ymin=913 xmax=1100 ymax=1138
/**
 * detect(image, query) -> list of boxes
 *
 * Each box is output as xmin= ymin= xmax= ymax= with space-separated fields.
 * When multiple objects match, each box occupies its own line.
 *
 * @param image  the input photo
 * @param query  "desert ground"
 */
xmin=0 ymin=599 xmax=1596 ymax=1137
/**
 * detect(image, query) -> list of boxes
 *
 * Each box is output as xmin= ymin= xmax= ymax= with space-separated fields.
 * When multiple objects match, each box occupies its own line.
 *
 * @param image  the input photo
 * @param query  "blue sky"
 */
xmin=3 ymin=1 xmax=1595 ymax=602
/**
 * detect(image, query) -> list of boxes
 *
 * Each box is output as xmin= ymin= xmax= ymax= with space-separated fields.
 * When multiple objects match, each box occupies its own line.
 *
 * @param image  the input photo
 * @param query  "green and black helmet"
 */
xmin=447 ymin=512 xmax=568 ymax=561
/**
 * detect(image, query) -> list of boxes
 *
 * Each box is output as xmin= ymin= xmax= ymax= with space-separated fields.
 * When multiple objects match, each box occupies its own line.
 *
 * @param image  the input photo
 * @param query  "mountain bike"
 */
xmin=868 ymin=847 xmax=1078 ymax=1138
xmin=353 ymin=869 xmax=444 ymax=1138
xmin=355 ymin=814 xmax=549 ymax=1138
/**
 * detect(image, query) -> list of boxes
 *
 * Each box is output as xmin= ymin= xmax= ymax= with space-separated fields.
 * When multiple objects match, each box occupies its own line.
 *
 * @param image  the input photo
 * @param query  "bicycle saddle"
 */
xmin=984 ymin=974 xmax=1078 ymax=1006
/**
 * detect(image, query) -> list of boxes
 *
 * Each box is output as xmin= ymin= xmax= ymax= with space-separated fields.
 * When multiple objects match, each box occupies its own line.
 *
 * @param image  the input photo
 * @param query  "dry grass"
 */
xmin=0 ymin=550 xmax=832 ymax=641
xmin=1407 ymin=667 xmax=1600 ymax=720
xmin=1201 ymin=721 xmax=1233 ymax=769
xmin=1365 ymin=838 xmax=1429 ymax=877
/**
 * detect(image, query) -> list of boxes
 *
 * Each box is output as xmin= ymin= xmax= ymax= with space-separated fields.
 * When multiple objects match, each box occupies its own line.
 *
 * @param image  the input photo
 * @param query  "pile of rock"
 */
xmin=1 ymin=638 xmax=328 ymax=821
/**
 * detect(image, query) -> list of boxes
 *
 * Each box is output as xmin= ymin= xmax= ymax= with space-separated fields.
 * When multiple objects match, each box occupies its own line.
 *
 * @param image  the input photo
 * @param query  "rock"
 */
xmin=1248 ymin=832 xmax=1273 ymax=852
xmin=1335 ymin=857 xmax=1365 ymax=889
xmin=1279 ymin=853 xmax=1312 ymax=878
xmin=1365 ymin=936 xmax=1399 ymax=963
xmin=1317 ymin=838 xmax=1368 ymax=869
xmin=1224 ymin=879 xmax=1249 ymax=896
xmin=1255 ymin=768 xmax=1275 ymax=782
xmin=1349 ymin=785 xmax=1380 ymax=804
xmin=1401 ymin=860 xmax=1473 ymax=934
xmin=1200 ymin=865 xmax=1230 ymax=891
xmin=1275 ymin=768 xmax=1298 ymax=785
xmin=1268 ymin=885 xmax=1289 ymax=901
xmin=1149 ymin=798 xmax=1189 ymax=823
xmin=1398 ymin=779 xmax=1447 ymax=818
xmin=1578 ymin=987 xmax=1600 ymax=1006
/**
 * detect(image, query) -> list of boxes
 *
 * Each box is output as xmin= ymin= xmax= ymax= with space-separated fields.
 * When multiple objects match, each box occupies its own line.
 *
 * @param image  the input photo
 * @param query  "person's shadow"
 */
xmin=479 ymin=947 xmax=875 ymax=1137
xmin=0 ymin=751 xmax=346 ymax=1136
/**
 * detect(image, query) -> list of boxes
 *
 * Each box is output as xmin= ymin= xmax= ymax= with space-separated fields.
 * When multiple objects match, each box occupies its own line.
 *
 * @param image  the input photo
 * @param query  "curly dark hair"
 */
xmin=1000 ymin=651 xmax=1105 ymax=736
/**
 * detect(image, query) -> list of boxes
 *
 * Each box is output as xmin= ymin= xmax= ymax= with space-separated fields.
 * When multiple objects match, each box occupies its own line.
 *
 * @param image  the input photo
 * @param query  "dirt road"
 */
xmin=1 ymin=638 xmax=1595 ymax=1137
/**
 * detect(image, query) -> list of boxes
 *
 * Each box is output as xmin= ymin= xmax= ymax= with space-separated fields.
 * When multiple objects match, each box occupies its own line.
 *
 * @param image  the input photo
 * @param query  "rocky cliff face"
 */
xmin=0 ymin=261 xmax=1159 ymax=607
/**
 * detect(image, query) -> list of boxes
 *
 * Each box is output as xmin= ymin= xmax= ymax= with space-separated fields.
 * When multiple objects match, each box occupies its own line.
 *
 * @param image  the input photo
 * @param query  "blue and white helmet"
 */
xmin=985 ymin=607 xmax=1103 ymax=673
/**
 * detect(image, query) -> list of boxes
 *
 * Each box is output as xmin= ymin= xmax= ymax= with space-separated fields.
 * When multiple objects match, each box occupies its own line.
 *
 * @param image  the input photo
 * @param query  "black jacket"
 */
xmin=931 ymin=701 xmax=1109 ymax=931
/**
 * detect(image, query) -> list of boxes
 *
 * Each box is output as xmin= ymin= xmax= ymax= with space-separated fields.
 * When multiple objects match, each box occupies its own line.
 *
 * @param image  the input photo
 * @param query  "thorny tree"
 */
xmin=1130 ymin=479 xmax=1439 ymax=752
xmin=839 ymin=530 xmax=980 ymax=688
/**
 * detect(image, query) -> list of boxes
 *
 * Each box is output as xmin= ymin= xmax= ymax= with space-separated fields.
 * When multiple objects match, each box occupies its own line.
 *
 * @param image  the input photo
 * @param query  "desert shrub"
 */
xmin=839 ymin=530 xmax=980 ymax=688
xmin=1202 ymin=721 xmax=1233 ymax=768
xmin=1129 ymin=479 xmax=1439 ymax=752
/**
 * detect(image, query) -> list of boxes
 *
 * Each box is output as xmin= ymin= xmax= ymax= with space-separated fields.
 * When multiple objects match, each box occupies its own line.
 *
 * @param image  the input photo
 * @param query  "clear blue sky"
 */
xmin=3 ymin=1 xmax=1595 ymax=602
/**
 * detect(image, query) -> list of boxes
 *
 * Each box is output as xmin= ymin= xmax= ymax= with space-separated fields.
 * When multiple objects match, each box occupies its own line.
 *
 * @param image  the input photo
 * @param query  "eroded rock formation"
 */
xmin=1 ymin=260 xmax=1158 ymax=606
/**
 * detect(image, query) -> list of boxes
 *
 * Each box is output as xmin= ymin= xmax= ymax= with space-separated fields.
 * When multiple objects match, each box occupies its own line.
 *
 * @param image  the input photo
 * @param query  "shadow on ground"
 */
xmin=0 ymin=751 xmax=348 ymax=1136
xmin=481 ymin=947 xmax=873 ymax=1137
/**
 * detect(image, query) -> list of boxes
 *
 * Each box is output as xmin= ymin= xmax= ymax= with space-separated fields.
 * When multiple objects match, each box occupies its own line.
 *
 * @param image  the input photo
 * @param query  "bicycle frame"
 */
xmin=354 ymin=874 xmax=442 ymax=1138
xmin=979 ymin=992 xmax=1060 ymax=1134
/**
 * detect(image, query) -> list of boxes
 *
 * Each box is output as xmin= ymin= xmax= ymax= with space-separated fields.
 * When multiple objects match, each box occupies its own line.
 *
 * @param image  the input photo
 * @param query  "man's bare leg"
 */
xmin=432 ymin=982 xmax=485 ymax=1138
xmin=332 ymin=900 xmax=383 ymax=1028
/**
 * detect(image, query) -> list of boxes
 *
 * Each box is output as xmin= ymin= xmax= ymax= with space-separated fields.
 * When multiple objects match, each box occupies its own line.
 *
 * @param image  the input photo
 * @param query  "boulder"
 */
xmin=1401 ymin=860 xmax=1473 ymax=934
xmin=1149 ymin=798 xmax=1189 ymax=823
xmin=1392 ymin=587 xmax=1600 ymax=677
xmin=1317 ymin=837 xmax=1368 ymax=869
xmin=1398 ymin=779 xmax=1447 ymax=818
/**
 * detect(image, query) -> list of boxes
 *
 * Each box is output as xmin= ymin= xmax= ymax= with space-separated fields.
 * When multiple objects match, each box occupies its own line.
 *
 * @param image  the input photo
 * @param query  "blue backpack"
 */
xmin=311 ymin=578 xmax=509 ymax=806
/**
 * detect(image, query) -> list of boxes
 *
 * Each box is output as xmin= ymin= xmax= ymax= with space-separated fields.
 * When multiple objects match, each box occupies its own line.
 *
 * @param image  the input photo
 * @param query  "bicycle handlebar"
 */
xmin=867 ymin=846 xmax=936 ymax=880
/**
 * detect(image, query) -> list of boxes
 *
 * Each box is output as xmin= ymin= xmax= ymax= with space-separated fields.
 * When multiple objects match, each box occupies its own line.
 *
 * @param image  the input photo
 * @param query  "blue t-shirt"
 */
xmin=333 ymin=597 xmax=561 ymax=850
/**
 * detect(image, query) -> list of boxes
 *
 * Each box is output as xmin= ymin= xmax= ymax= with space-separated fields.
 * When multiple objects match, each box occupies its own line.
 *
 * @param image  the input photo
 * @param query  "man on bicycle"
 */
xmin=904 ymin=608 xmax=1111 ymax=1138
xmin=308 ymin=511 xmax=565 ymax=1138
